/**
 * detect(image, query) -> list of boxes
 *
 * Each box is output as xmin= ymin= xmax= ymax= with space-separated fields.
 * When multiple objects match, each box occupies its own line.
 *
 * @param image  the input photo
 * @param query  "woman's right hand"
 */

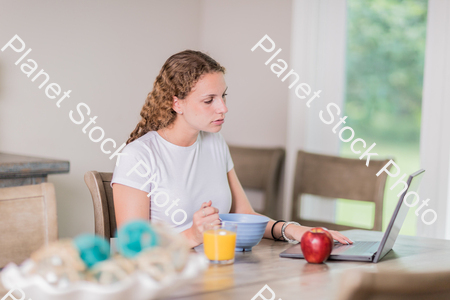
xmin=184 ymin=200 xmax=220 ymax=248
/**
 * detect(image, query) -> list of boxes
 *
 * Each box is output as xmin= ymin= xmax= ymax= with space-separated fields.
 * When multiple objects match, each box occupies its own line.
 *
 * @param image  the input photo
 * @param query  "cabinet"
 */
xmin=0 ymin=153 xmax=69 ymax=188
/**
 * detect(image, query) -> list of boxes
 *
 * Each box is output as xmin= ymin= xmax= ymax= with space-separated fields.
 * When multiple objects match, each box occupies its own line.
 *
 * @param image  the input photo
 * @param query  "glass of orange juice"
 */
xmin=203 ymin=222 xmax=237 ymax=264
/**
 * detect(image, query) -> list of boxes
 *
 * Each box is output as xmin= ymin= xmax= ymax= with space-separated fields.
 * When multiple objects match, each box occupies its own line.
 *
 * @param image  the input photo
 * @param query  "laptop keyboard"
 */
xmin=331 ymin=241 xmax=379 ymax=256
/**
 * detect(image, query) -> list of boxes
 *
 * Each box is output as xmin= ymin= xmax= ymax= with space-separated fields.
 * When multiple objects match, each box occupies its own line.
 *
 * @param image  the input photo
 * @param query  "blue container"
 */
xmin=116 ymin=220 xmax=159 ymax=258
xmin=219 ymin=213 xmax=270 ymax=251
xmin=73 ymin=234 xmax=110 ymax=268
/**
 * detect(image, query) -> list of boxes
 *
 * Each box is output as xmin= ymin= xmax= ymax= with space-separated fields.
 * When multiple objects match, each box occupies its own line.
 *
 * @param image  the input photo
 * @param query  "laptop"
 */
xmin=279 ymin=169 xmax=425 ymax=263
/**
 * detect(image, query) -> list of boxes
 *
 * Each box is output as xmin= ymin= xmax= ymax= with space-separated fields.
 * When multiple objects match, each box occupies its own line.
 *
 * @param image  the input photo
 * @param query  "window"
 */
xmin=336 ymin=0 xmax=428 ymax=235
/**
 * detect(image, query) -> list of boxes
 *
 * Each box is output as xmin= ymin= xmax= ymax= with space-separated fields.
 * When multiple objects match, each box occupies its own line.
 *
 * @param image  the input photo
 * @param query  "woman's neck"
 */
xmin=158 ymin=119 xmax=199 ymax=147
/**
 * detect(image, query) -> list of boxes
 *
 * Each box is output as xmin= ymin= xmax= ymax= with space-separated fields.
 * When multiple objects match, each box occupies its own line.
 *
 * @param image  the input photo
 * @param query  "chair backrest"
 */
xmin=338 ymin=269 xmax=450 ymax=300
xmin=291 ymin=150 xmax=391 ymax=231
xmin=229 ymin=145 xmax=285 ymax=219
xmin=0 ymin=183 xmax=57 ymax=268
xmin=84 ymin=171 xmax=115 ymax=240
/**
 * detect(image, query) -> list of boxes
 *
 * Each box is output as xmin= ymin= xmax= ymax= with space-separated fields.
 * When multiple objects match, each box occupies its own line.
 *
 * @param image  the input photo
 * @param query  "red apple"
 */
xmin=300 ymin=227 xmax=333 ymax=264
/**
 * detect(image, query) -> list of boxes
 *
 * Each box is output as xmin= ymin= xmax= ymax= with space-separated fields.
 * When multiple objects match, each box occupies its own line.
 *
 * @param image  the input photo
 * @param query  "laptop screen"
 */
xmin=373 ymin=169 xmax=425 ymax=262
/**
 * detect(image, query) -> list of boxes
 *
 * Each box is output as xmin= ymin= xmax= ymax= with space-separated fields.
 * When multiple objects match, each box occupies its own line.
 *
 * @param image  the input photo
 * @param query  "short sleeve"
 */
xmin=110 ymin=141 xmax=155 ymax=193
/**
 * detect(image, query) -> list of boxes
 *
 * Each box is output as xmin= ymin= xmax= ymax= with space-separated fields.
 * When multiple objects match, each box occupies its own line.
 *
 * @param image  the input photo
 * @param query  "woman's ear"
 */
xmin=172 ymin=96 xmax=183 ymax=114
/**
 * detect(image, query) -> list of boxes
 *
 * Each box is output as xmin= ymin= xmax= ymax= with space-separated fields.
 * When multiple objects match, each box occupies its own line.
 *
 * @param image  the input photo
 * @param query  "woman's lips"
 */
xmin=212 ymin=119 xmax=224 ymax=125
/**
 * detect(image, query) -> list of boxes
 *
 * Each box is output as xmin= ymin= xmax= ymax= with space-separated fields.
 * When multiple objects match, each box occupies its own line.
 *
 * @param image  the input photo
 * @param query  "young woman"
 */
xmin=111 ymin=50 xmax=353 ymax=248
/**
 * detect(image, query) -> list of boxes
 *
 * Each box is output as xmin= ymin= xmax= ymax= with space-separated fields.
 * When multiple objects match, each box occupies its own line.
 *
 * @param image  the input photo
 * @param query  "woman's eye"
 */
xmin=205 ymin=94 xmax=227 ymax=104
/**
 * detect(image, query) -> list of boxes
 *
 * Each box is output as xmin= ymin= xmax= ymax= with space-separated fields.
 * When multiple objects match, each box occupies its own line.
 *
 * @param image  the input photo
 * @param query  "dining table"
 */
xmin=1 ymin=229 xmax=449 ymax=300
xmin=165 ymin=229 xmax=450 ymax=300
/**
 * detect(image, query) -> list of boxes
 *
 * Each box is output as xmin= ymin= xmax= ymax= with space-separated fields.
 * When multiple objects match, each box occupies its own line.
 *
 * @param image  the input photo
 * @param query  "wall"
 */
xmin=0 ymin=0 xmax=202 ymax=237
xmin=199 ymin=0 xmax=292 ymax=147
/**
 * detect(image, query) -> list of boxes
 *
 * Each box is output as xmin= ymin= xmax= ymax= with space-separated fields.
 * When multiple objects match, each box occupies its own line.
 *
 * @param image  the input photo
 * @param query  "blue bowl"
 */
xmin=219 ymin=213 xmax=270 ymax=251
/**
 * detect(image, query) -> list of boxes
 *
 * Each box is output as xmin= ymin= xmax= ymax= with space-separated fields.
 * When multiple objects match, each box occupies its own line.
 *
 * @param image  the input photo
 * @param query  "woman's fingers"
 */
xmin=198 ymin=203 xmax=210 ymax=218
xmin=199 ymin=214 xmax=221 ymax=231
xmin=194 ymin=205 xmax=220 ymax=227
xmin=202 ymin=217 xmax=221 ymax=227
xmin=190 ymin=201 xmax=218 ymax=244
xmin=203 ymin=206 xmax=219 ymax=216
xmin=330 ymin=231 xmax=354 ymax=244
xmin=198 ymin=211 xmax=220 ymax=226
xmin=202 ymin=200 xmax=212 ymax=208
xmin=198 ymin=205 xmax=218 ymax=218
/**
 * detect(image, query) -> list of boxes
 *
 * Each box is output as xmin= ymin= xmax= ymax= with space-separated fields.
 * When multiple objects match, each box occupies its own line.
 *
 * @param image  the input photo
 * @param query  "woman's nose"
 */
xmin=217 ymin=97 xmax=228 ymax=114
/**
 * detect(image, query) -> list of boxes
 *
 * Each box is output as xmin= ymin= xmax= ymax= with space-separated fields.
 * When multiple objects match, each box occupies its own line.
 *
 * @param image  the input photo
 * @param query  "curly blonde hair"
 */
xmin=126 ymin=50 xmax=226 ymax=144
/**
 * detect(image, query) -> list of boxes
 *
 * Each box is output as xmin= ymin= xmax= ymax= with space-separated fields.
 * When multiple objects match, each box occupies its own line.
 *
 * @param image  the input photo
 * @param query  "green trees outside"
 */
xmin=344 ymin=0 xmax=427 ymax=143
xmin=337 ymin=0 xmax=428 ymax=235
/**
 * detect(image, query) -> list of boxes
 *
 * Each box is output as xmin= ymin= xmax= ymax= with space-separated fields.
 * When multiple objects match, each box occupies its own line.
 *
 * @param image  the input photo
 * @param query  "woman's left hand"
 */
xmin=285 ymin=225 xmax=354 ymax=245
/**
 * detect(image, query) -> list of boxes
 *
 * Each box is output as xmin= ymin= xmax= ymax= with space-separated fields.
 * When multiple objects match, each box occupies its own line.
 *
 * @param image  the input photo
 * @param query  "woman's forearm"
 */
xmin=249 ymin=212 xmax=284 ymax=240
xmin=250 ymin=211 xmax=310 ymax=241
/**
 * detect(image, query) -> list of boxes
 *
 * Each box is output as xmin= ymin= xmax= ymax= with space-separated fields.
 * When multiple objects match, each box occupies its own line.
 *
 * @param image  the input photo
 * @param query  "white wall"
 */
xmin=199 ymin=0 xmax=292 ymax=147
xmin=0 ymin=0 xmax=295 ymax=237
xmin=0 ymin=0 xmax=202 ymax=237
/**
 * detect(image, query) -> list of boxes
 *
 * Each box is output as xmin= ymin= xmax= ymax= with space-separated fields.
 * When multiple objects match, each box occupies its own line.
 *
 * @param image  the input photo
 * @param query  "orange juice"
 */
xmin=203 ymin=229 xmax=237 ymax=262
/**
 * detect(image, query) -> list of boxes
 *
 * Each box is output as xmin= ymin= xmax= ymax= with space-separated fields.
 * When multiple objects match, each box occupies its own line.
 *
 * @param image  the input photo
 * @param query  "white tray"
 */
xmin=1 ymin=254 xmax=209 ymax=300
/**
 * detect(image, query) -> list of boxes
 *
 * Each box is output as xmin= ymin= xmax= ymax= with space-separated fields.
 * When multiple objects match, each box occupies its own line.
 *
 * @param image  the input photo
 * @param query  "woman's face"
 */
xmin=176 ymin=72 xmax=228 ymax=133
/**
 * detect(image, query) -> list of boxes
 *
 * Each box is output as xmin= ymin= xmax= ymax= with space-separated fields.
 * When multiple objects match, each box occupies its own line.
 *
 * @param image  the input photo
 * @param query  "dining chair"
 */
xmin=338 ymin=269 xmax=450 ymax=300
xmin=84 ymin=171 xmax=116 ymax=242
xmin=228 ymin=145 xmax=285 ymax=219
xmin=0 ymin=182 xmax=58 ymax=268
xmin=291 ymin=150 xmax=392 ymax=231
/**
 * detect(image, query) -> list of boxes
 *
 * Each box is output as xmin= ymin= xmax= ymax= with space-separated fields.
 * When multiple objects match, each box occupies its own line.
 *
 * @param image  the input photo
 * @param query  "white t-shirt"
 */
xmin=111 ymin=130 xmax=234 ymax=233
